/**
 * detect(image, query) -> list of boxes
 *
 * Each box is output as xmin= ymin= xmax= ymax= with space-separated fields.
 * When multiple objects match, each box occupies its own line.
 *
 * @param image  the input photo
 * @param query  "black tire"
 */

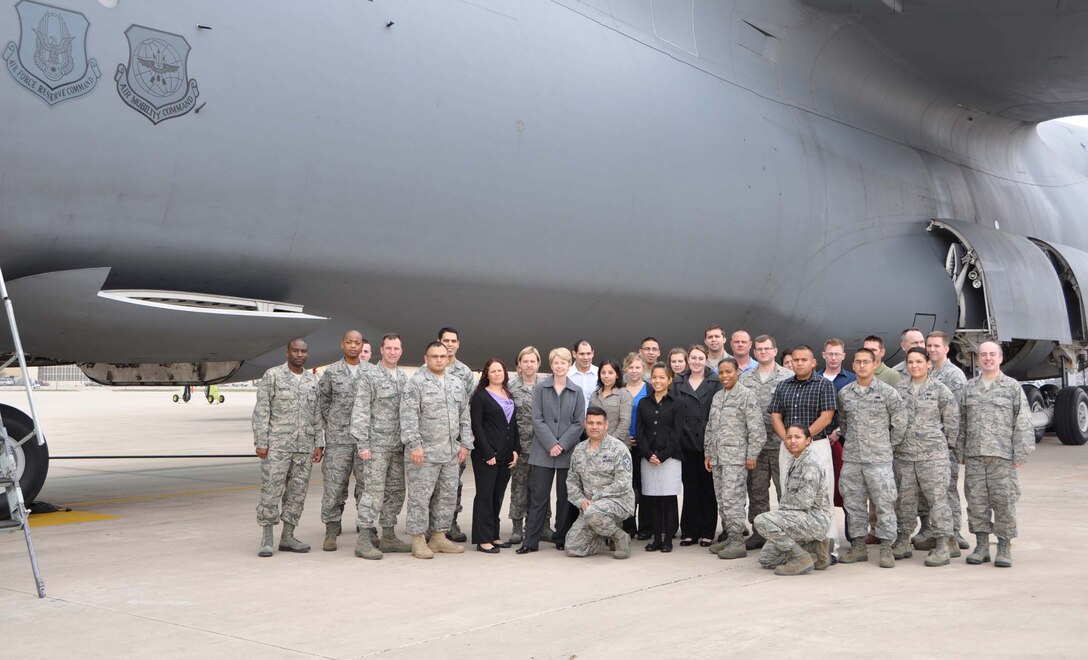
xmin=218 ymin=395 xmax=225 ymax=404
xmin=172 ymin=394 xmax=179 ymax=403
xmin=1022 ymin=384 xmax=1046 ymax=444
xmin=0 ymin=404 xmax=49 ymax=519
xmin=1054 ymin=386 xmax=1088 ymax=446
xmin=182 ymin=387 xmax=191 ymax=403
xmin=207 ymin=396 xmax=214 ymax=404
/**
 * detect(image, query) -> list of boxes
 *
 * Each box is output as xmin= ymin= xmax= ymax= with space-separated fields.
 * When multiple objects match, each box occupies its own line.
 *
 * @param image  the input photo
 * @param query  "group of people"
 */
xmin=251 ymin=324 xmax=1034 ymax=576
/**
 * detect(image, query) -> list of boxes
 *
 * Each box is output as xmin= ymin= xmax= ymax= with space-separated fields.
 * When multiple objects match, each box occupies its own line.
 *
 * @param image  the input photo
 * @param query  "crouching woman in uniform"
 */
xmin=754 ymin=425 xmax=832 ymax=576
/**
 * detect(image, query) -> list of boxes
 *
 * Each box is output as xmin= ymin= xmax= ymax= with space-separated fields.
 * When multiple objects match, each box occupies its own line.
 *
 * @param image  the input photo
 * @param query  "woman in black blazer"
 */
xmin=470 ymin=358 xmax=519 ymax=553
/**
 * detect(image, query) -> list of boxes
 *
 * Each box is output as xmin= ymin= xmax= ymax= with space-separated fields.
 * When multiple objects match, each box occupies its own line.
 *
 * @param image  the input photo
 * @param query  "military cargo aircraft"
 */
xmin=3 ymin=0 xmax=1088 ymax=506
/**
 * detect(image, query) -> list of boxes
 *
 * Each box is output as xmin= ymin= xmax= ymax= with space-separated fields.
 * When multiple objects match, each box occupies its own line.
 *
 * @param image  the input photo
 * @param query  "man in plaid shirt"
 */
xmin=770 ymin=345 xmax=840 ymax=559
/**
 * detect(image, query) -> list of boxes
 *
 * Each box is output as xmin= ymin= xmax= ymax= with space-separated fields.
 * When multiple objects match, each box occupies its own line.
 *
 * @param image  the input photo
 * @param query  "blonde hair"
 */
xmin=549 ymin=347 xmax=573 ymax=365
xmin=623 ymin=351 xmax=642 ymax=370
xmin=516 ymin=346 xmax=541 ymax=364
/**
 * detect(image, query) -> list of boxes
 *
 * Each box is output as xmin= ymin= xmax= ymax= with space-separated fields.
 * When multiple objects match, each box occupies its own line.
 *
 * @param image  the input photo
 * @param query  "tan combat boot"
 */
xmin=839 ymin=537 xmax=868 ymax=563
xmin=924 ymin=536 xmax=950 ymax=566
xmin=994 ymin=537 xmax=1012 ymax=568
xmin=428 ymin=530 xmax=465 ymax=554
xmin=379 ymin=527 xmax=411 ymax=553
xmin=279 ymin=523 xmax=310 ymax=553
xmin=774 ymin=541 xmax=815 ymax=576
xmin=948 ymin=535 xmax=962 ymax=558
xmin=258 ymin=526 xmax=274 ymax=558
xmin=966 ymin=533 xmax=990 ymax=564
xmin=323 ymin=522 xmax=341 ymax=552
xmin=354 ymin=531 xmax=383 ymax=560
xmin=411 ymin=533 xmax=434 ymax=559
xmin=878 ymin=540 xmax=895 ymax=568
xmin=612 ymin=530 xmax=630 ymax=560
xmin=891 ymin=533 xmax=912 ymax=560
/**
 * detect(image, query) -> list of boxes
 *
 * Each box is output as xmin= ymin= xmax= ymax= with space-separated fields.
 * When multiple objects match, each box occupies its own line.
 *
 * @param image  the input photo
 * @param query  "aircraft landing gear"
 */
xmin=1054 ymin=386 xmax=1088 ymax=446
xmin=1022 ymin=384 xmax=1046 ymax=444
xmin=0 ymin=404 xmax=48 ymax=518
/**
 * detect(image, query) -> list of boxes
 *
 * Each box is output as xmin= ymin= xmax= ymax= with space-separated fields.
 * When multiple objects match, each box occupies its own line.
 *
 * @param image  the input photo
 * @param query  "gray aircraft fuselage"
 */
xmin=3 ymin=0 xmax=1088 ymax=379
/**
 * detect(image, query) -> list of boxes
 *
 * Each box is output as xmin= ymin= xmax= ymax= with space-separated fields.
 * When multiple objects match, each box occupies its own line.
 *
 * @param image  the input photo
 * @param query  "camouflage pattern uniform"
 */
xmin=508 ymin=375 xmax=538 ymax=522
xmin=894 ymin=377 xmax=958 ymax=538
xmin=317 ymin=359 xmax=371 ymax=526
xmin=253 ymin=364 xmax=323 ymax=526
xmin=837 ymin=380 xmax=906 ymax=541
xmin=704 ymin=383 xmax=767 ymax=538
xmin=929 ymin=360 xmax=968 ymax=536
xmin=754 ymin=444 xmax=831 ymax=568
xmin=564 ymin=434 xmax=636 ymax=557
xmin=739 ymin=364 xmax=794 ymax=523
xmin=447 ymin=359 xmax=476 ymax=520
xmin=400 ymin=368 xmax=474 ymax=535
xmin=958 ymin=373 xmax=1034 ymax=538
xmin=352 ymin=363 xmax=409 ymax=530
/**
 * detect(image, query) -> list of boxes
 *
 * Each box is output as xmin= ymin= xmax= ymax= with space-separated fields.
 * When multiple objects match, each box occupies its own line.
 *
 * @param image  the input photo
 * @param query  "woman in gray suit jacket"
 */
xmin=516 ymin=347 xmax=586 ymax=554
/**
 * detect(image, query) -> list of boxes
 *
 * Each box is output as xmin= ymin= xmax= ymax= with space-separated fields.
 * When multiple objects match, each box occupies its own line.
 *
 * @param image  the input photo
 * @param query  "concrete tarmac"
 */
xmin=2 ymin=389 xmax=1086 ymax=658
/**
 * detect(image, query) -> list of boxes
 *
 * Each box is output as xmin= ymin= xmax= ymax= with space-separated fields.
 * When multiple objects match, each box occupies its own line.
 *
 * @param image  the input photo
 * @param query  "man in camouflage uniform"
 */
xmin=894 ymin=347 xmax=959 ymax=566
xmin=351 ymin=333 xmax=411 ymax=559
xmin=439 ymin=327 xmax=475 ymax=542
xmin=253 ymin=338 xmax=324 ymax=557
xmin=739 ymin=334 xmax=794 ymax=550
xmin=837 ymin=348 xmax=906 ymax=568
xmin=401 ymin=341 xmax=474 ymax=559
xmin=565 ymin=407 xmax=635 ymax=559
xmin=508 ymin=347 xmax=548 ymax=544
xmin=958 ymin=341 xmax=1034 ymax=568
xmin=754 ymin=425 xmax=832 ymax=576
xmin=317 ymin=330 xmax=372 ymax=552
xmin=704 ymin=358 xmax=766 ymax=560
xmin=917 ymin=329 xmax=971 ymax=551
xmin=892 ymin=327 xmax=926 ymax=377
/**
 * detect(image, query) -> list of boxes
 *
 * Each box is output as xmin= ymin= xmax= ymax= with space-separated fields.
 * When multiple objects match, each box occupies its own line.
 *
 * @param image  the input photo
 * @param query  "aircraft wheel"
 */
xmin=1054 ymin=386 xmax=1088 ymax=446
xmin=182 ymin=388 xmax=191 ymax=403
xmin=0 ymin=404 xmax=49 ymax=519
xmin=207 ymin=396 xmax=215 ymax=404
xmin=1022 ymin=385 xmax=1046 ymax=444
xmin=218 ymin=395 xmax=225 ymax=404
xmin=172 ymin=394 xmax=179 ymax=403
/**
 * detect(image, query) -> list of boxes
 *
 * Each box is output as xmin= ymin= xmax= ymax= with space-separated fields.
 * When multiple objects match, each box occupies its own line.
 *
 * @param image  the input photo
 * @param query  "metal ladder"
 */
xmin=0 ymin=263 xmax=47 ymax=598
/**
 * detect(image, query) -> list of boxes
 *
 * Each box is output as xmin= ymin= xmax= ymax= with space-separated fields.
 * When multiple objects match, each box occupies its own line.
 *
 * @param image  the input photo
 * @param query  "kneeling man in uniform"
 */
xmin=565 ymin=407 xmax=635 ymax=559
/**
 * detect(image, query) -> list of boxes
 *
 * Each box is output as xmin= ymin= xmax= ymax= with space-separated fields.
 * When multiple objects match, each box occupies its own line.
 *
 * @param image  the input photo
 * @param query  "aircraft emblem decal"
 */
xmin=3 ymin=0 xmax=100 ymax=106
xmin=115 ymin=24 xmax=199 ymax=125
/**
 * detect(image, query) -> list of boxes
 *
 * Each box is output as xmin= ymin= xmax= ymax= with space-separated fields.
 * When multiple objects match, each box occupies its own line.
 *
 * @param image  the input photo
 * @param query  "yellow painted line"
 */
xmin=29 ymin=510 xmax=120 ymax=527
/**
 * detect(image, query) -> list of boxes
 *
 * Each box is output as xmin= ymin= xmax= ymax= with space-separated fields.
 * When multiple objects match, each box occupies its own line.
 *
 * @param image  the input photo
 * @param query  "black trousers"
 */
xmin=642 ymin=495 xmax=679 ymax=545
xmin=680 ymin=449 xmax=717 ymax=540
xmin=524 ymin=466 xmax=575 ymax=549
xmin=471 ymin=452 xmax=510 ymax=544
xmin=623 ymin=447 xmax=651 ymax=535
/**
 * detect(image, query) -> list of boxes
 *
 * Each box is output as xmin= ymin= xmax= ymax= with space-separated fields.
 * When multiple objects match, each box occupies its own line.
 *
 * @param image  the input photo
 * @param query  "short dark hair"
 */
xmin=754 ymin=334 xmax=776 ymax=347
xmin=425 ymin=340 xmax=445 ymax=352
xmin=438 ymin=327 xmax=460 ymax=340
xmin=853 ymin=347 xmax=876 ymax=361
xmin=704 ymin=324 xmax=724 ymax=336
xmin=641 ymin=337 xmax=660 ymax=349
xmin=382 ymin=333 xmax=401 ymax=346
xmin=361 ymin=337 xmax=371 ymax=348
xmin=863 ymin=335 xmax=884 ymax=349
xmin=792 ymin=344 xmax=814 ymax=357
xmin=785 ymin=424 xmax=811 ymax=438
xmin=718 ymin=357 xmax=739 ymax=371
xmin=906 ymin=346 xmax=930 ymax=361
xmin=287 ymin=338 xmax=307 ymax=349
xmin=900 ymin=327 xmax=922 ymax=341
xmin=586 ymin=406 xmax=608 ymax=420
xmin=573 ymin=339 xmax=592 ymax=353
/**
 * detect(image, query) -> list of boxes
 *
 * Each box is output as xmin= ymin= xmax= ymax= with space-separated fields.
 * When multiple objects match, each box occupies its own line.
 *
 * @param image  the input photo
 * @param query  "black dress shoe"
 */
xmin=661 ymin=544 xmax=673 ymax=553
xmin=476 ymin=544 xmax=500 ymax=554
xmin=679 ymin=538 xmax=696 ymax=546
xmin=699 ymin=539 xmax=712 ymax=547
xmin=495 ymin=540 xmax=512 ymax=549
xmin=645 ymin=541 xmax=662 ymax=552
xmin=636 ymin=532 xmax=652 ymax=541
xmin=555 ymin=542 xmax=565 ymax=551
xmin=515 ymin=546 xmax=537 ymax=554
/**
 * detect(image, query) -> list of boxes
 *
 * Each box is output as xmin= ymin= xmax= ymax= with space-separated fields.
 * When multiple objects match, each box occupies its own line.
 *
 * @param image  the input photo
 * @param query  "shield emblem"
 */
xmin=124 ymin=25 xmax=190 ymax=109
xmin=3 ymin=0 xmax=99 ymax=105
